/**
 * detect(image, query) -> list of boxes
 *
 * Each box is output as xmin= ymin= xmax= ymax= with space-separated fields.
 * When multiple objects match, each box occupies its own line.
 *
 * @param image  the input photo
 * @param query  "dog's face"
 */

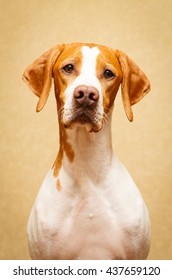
xmin=53 ymin=43 xmax=122 ymax=132
xmin=23 ymin=43 xmax=150 ymax=132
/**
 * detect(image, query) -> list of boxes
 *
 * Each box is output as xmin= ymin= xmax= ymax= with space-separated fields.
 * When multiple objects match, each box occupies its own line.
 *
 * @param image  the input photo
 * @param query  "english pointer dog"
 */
xmin=23 ymin=43 xmax=151 ymax=260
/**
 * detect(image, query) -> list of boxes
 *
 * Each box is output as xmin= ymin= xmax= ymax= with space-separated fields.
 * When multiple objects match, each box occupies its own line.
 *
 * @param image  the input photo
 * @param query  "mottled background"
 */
xmin=0 ymin=0 xmax=172 ymax=259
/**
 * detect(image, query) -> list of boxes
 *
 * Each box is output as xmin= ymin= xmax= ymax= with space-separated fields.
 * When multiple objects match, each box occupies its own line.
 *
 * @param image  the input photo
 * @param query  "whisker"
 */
xmin=93 ymin=109 xmax=111 ymax=126
xmin=57 ymin=106 xmax=64 ymax=119
xmin=103 ymin=112 xmax=111 ymax=126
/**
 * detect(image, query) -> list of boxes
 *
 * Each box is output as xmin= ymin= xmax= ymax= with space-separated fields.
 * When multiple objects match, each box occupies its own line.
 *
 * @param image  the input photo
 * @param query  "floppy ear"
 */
xmin=22 ymin=45 xmax=63 ymax=112
xmin=116 ymin=50 xmax=151 ymax=121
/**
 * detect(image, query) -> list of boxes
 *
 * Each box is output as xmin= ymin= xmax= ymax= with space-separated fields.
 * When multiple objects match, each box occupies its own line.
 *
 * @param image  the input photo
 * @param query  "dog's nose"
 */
xmin=74 ymin=85 xmax=99 ymax=107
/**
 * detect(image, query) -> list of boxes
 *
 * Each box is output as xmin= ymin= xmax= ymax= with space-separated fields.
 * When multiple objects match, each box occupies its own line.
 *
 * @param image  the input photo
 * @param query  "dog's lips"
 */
xmin=72 ymin=111 xmax=94 ymax=123
xmin=63 ymin=109 xmax=103 ymax=132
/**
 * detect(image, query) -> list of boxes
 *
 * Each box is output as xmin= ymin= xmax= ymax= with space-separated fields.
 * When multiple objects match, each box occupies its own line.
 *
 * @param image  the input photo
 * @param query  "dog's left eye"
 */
xmin=104 ymin=69 xmax=115 ymax=79
xmin=62 ymin=64 xmax=74 ymax=74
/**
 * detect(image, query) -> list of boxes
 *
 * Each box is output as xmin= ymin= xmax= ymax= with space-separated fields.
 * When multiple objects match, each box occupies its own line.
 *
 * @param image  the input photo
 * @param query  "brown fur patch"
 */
xmin=53 ymin=122 xmax=75 ymax=178
xmin=56 ymin=179 xmax=62 ymax=192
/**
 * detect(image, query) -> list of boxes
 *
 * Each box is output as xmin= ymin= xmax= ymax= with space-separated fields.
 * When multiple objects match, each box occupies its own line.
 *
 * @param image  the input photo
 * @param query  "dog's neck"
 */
xmin=53 ymin=111 xmax=113 ymax=184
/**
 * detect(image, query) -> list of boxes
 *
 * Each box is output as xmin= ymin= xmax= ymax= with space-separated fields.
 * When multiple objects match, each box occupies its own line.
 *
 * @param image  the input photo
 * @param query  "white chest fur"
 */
xmin=27 ymin=139 xmax=150 ymax=260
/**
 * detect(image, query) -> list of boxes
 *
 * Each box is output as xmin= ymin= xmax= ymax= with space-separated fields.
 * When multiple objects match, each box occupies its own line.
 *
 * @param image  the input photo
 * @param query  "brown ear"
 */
xmin=116 ymin=50 xmax=151 ymax=121
xmin=22 ymin=45 xmax=63 ymax=112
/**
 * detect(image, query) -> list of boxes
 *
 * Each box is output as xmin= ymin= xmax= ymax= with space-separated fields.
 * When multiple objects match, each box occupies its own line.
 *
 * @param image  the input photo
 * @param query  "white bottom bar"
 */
xmin=0 ymin=260 xmax=171 ymax=280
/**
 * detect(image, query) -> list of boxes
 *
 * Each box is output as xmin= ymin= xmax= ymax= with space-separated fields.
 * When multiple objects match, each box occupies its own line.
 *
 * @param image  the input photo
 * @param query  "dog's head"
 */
xmin=23 ymin=43 xmax=150 ymax=132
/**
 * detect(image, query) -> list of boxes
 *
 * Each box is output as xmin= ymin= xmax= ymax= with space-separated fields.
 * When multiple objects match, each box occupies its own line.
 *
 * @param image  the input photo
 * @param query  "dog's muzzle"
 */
xmin=63 ymin=85 xmax=103 ymax=132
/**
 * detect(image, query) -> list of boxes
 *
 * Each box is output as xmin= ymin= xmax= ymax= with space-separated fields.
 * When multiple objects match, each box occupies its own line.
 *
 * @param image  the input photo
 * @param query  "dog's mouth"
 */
xmin=63 ymin=108 xmax=103 ymax=132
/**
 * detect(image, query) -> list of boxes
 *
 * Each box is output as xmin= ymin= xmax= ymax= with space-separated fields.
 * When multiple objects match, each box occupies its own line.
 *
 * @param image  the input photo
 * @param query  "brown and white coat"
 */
xmin=23 ymin=43 xmax=151 ymax=260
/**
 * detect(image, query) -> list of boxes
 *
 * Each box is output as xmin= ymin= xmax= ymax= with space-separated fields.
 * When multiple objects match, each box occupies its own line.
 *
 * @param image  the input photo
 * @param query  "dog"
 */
xmin=23 ymin=42 xmax=151 ymax=260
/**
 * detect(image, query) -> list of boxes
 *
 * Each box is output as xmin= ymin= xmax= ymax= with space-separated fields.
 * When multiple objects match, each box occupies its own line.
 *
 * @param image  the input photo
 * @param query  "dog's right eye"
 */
xmin=62 ymin=64 xmax=74 ymax=74
xmin=104 ymin=69 xmax=115 ymax=79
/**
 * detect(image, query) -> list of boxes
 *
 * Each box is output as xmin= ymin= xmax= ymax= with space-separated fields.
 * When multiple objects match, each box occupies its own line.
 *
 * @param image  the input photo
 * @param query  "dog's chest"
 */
xmin=28 ymin=168 xmax=149 ymax=260
xmin=35 ymin=186 xmax=126 ymax=259
xmin=57 ymin=196 xmax=123 ymax=259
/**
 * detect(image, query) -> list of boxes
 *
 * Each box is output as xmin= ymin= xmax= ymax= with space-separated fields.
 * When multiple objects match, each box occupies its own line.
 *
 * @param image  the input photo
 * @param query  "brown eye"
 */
xmin=104 ymin=69 xmax=115 ymax=79
xmin=62 ymin=64 xmax=74 ymax=73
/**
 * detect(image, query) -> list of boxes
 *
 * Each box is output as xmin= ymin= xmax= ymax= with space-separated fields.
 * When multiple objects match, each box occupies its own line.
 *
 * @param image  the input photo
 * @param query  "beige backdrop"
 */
xmin=0 ymin=0 xmax=172 ymax=259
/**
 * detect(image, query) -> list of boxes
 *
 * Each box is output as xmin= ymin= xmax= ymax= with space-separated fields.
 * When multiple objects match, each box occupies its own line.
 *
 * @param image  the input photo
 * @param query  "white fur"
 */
xmin=27 ymin=46 xmax=151 ymax=260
